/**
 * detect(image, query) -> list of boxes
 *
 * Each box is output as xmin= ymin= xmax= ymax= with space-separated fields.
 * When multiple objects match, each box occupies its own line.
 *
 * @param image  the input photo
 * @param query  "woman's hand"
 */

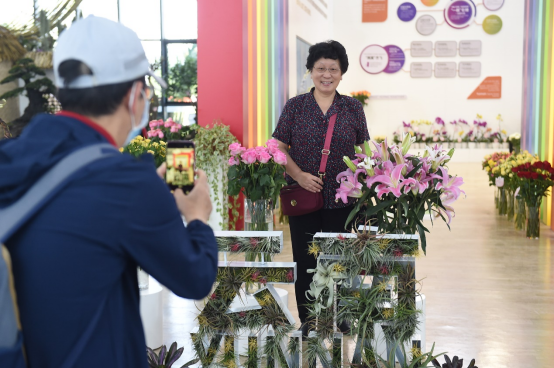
xmin=296 ymin=171 xmax=323 ymax=193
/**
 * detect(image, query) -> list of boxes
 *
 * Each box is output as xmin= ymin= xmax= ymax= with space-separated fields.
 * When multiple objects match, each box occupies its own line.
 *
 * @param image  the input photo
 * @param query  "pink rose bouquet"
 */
xmin=145 ymin=118 xmax=196 ymax=142
xmin=336 ymin=133 xmax=464 ymax=253
xmin=227 ymin=138 xmax=288 ymax=205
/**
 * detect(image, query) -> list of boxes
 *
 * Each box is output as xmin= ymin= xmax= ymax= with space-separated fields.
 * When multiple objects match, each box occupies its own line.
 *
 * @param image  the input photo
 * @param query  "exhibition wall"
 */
xmin=329 ymin=0 xmax=524 ymax=140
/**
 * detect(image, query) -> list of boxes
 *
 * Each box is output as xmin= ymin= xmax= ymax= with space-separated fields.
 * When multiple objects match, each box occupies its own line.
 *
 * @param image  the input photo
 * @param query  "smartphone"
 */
xmin=165 ymin=140 xmax=195 ymax=193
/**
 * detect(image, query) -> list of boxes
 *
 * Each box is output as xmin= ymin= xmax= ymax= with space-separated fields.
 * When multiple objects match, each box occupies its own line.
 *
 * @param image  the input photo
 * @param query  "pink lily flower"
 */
xmin=371 ymin=164 xmax=417 ymax=198
xmin=437 ymin=191 xmax=457 ymax=224
xmin=436 ymin=167 xmax=465 ymax=199
xmin=335 ymin=171 xmax=363 ymax=203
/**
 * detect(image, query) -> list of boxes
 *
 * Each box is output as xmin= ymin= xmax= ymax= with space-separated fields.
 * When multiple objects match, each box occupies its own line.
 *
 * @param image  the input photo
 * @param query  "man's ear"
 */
xmin=124 ymin=81 xmax=143 ymax=111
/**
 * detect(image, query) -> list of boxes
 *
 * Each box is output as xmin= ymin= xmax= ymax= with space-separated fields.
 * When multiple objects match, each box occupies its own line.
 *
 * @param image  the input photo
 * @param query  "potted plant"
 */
xmin=147 ymin=342 xmax=198 ymax=368
xmin=350 ymin=90 xmax=371 ymax=107
xmin=336 ymin=134 xmax=464 ymax=252
xmin=0 ymin=57 xmax=56 ymax=136
xmin=227 ymin=139 xmax=288 ymax=260
xmin=512 ymin=161 xmax=554 ymax=239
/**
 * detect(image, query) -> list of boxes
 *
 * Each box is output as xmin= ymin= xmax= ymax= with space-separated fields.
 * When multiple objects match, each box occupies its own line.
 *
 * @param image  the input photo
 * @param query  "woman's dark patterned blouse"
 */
xmin=272 ymin=88 xmax=370 ymax=209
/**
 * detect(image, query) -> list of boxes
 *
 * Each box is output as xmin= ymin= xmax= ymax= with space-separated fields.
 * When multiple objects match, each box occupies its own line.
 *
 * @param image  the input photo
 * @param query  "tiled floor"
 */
xmin=159 ymin=162 xmax=554 ymax=367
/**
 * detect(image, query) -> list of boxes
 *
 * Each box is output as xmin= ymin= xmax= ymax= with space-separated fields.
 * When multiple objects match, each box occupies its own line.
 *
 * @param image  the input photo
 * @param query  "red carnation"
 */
xmin=531 ymin=172 xmax=538 ymax=180
xmin=545 ymin=161 xmax=552 ymax=170
xmin=512 ymin=167 xmax=519 ymax=173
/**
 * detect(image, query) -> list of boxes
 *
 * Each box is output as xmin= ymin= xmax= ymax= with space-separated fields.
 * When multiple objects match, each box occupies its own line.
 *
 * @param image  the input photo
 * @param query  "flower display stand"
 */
xmin=229 ymin=288 xmax=290 ymax=356
xmin=140 ymin=277 xmax=163 ymax=348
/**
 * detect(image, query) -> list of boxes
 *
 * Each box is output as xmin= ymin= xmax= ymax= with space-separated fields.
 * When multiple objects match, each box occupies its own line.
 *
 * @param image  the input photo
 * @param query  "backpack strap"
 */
xmin=0 ymin=143 xmax=118 ymax=244
xmin=0 ymin=143 xmax=118 ymax=366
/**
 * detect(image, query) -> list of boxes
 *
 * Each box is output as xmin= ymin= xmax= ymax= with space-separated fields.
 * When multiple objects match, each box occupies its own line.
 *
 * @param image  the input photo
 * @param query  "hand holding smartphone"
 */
xmin=165 ymin=140 xmax=195 ymax=193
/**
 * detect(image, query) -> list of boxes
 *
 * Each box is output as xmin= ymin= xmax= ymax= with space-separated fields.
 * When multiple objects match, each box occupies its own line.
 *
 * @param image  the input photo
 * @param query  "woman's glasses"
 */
xmin=314 ymin=67 xmax=340 ymax=75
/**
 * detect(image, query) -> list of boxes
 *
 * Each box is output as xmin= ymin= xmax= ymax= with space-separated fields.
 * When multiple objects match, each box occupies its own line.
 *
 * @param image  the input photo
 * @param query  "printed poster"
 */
xmin=363 ymin=0 xmax=388 ymax=22
xmin=468 ymin=76 xmax=502 ymax=99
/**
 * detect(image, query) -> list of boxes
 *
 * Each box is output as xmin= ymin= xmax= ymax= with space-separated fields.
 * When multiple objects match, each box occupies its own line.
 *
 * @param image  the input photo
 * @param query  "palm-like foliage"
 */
xmin=432 ymin=354 xmax=478 ymax=368
xmin=146 ymin=342 xmax=198 ymax=368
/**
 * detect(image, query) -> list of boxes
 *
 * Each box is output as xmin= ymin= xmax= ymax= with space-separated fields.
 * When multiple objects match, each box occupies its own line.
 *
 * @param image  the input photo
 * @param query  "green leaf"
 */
xmin=364 ymin=199 xmax=395 ymax=218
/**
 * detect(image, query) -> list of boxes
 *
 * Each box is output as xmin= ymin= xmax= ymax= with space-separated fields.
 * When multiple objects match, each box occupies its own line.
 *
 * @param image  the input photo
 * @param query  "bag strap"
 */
xmin=0 ymin=143 xmax=118 ymax=244
xmin=318 ymin=113 xmax=338 ymax=179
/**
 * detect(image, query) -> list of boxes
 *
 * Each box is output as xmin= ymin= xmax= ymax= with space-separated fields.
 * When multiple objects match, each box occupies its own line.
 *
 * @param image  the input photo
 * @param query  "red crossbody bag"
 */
xmin=280 ymin=113 xmax=337 ymax=216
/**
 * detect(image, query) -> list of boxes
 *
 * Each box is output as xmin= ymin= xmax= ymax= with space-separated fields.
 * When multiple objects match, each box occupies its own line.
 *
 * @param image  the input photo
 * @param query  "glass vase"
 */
xmin=498 ymin=188 xmax=507 ymax=216
xmin=494 ymin=187 xmax=499 ymax=209
xmin=506 ymin=191 xmax=515 ymax=221
xmin=526 ymin=205 xmax=540 ymax=239
xmin=514 ymin=198 xmax=526 ymax=231
xmin=244 ymin=198 xmax=273 ymax=231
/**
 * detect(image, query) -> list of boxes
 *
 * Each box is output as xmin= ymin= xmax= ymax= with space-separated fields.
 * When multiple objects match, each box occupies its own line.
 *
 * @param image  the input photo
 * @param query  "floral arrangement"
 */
xmin=146 ymin=117 xmax=196 ymax=142
xmin=372 ymin=135 xmax=387 ymax=143
xmin=350 ymin=90 xmax=371 ymax=106
xmin=216 ymin=235 xmax=281 ymax=254
xmin=431 ymin=117 xmax=448 ymax=142
xmin=512 ymin=160 xmax=554 ymax=238
xmin=335 ymin=134 xmax=464 ymax=252
xmin=509 ymin=132 xmax=522 ymax=153
xmin=193 ymin=266 xmax=297 ymax=366
xmin=227 ymin=139 xmax=288 ymax=204
xmin=512 ymin=161 xmax=554 ymax=206
xmin=482 ymin=151 xmax=512 ymax=186
xmin=121 ymin=135 xmax=166 ymax=167
xmin=303 ymin=232 xmax=445 ymax=367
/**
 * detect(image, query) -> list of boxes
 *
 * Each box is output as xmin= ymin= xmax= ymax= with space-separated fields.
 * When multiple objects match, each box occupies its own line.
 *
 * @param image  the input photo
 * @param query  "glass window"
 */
xmin=166 ymin=105 xmax=196 ymax=126
xmin=80 ymin=0 xmax=119 ymax=23
xmin=166 ymin=43 xmax=197 ymax=102
xmin=119 ymin=0 xmax=161 ymax=39
xmin=162 ymin=0 xmax=197 ymax=40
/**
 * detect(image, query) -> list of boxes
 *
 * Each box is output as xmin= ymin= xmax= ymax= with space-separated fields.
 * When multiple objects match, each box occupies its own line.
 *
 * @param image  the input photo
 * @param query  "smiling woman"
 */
xmin=271 ymin=39 xmax=370 ymax=338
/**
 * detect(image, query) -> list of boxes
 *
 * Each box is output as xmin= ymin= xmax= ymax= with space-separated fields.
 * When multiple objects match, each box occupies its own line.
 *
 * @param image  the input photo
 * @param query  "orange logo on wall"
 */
xmin=362 ymin=0 xmax=388 ymax=22
xmin=468 ymin=76 xmax=502 ymax=99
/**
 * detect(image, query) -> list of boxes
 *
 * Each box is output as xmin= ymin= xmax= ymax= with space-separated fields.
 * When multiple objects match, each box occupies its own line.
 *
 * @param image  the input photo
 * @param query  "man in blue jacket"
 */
xmin=0 ymin=16 xmax=218 ymax=367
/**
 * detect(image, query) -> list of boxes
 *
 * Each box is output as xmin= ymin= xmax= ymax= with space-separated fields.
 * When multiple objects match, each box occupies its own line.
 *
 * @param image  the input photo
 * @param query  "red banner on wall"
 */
xmin=362 ymin=0 xmax=388 ymax=22
xmin=468 ymin=76 xmax=502 ymax=99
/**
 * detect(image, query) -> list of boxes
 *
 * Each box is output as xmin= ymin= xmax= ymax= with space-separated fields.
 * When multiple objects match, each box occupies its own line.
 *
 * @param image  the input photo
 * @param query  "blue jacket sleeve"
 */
xmin=121 ymin=168 xmax=218 ymax=300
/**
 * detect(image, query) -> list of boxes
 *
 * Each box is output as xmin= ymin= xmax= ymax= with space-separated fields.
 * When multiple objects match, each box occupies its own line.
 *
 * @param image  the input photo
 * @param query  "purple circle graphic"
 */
xmin=397 ymin=2 xmax=417 ymax=22
xmin=383 ymin=45 xmax=406 ymax=74
xmin=444 ymin=0 xmax=476 ymax=29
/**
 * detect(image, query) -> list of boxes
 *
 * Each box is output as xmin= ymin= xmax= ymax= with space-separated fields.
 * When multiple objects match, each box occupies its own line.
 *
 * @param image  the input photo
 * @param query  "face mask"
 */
xmin=124 ymin=82 xmax=151 ymax=146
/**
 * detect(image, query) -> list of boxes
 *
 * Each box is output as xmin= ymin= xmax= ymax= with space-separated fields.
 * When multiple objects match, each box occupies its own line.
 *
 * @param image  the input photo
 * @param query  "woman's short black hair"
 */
xmin=56 ymin=59 xmax=145 ymax=117
xmin=305 ymin=40 xmax=349 ymax=74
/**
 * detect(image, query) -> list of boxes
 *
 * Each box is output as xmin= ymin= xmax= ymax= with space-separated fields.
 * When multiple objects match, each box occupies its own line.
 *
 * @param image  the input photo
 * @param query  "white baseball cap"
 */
xmin=53 ymin=15 xmax=167 ymax=89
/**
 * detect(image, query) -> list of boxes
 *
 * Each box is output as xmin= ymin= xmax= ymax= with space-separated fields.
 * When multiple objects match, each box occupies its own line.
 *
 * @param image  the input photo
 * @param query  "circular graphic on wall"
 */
xmin=483 ymin=15 xmax=503 ymax=34
xmin=416 ymin=15 xmax=437 ymax=36
xmin=483 ymin=0 xmax=504 ymax=11
xmin=421 ymin=0 xmax=439 ymax=6
xmin=444 ymin=0 xmax=477 ymax=29
xmin=398 ymin=2 xmax=417 ymax=22
xmin=360 ymin=45 xmax=389 ymax=74
xmin=383 ymin=45 xmax=406 ymax=74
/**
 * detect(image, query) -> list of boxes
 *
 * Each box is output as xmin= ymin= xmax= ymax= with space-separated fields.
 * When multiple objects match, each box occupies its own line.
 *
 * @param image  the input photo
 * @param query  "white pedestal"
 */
xmin=140 ymin=278 xmax=164 ymax=348
xmin=373 ymin=294 xmax=426 ymax=360
xmin=231 ymin=287 xmax=289 ymax=356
